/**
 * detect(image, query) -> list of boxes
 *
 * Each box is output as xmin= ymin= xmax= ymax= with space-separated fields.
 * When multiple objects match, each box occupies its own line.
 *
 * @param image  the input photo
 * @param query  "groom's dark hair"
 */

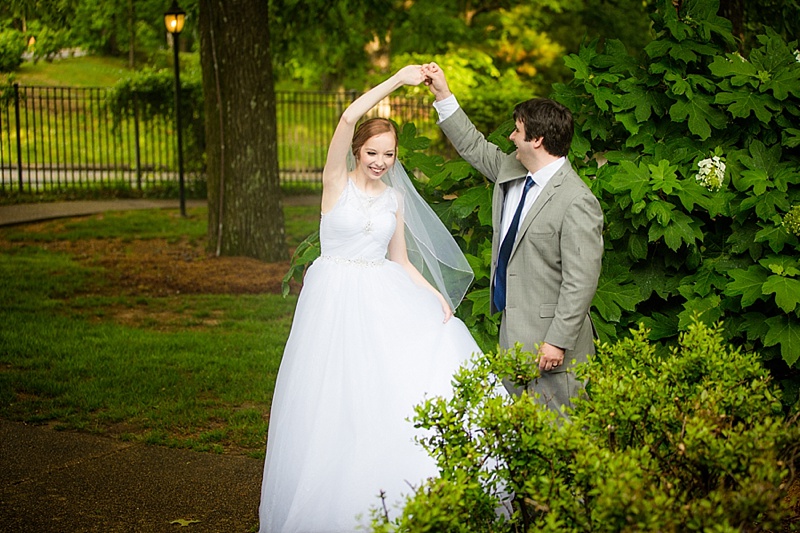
xmin=513 ymin=98 xmax=573 ymax=157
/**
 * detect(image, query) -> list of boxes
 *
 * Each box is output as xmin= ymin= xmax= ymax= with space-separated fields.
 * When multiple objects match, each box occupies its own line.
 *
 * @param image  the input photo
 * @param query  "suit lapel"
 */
xmin=510 ymin=162 xmax=569 ymax=257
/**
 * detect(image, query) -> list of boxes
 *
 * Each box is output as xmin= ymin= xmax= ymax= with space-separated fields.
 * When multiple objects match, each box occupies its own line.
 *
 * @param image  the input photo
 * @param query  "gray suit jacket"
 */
xmin=440 ymin=108 xmax=603 ymax=405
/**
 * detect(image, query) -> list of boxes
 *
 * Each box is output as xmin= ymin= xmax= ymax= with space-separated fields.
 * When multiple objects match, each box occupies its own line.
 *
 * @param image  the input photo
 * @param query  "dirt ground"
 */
xmin=12 ymin=219 xmax=298 ymax=298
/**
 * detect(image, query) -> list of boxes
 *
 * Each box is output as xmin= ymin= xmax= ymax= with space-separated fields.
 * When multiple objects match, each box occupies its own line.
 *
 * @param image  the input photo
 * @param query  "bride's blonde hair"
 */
xmin=351 ymin=118 xmax=398 ymax=161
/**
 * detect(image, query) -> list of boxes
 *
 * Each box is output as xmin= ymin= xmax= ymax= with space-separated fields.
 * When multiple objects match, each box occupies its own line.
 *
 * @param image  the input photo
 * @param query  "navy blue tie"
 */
xmin=493 ymin=176 xmax=535 ymax=313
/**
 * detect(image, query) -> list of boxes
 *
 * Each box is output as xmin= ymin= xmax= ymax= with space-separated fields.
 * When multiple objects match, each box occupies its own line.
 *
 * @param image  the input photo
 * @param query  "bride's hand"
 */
xmin=437 ymin=293 xmax=453 ymax=323
xmin=395 ymin=65 xmax=425 ymax=87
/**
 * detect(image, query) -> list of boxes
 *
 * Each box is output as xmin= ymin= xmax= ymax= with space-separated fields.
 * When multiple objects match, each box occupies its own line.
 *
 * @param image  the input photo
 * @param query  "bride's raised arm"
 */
xmin=321 ymin=66 xmax=425 ymax=211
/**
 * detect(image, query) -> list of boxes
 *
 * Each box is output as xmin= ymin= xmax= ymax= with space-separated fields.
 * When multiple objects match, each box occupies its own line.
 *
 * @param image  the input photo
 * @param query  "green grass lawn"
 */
xmin=0 ymin=204 xmax=319 ymax=458
xmin=13 ymin=54 xmax=134 ymax=87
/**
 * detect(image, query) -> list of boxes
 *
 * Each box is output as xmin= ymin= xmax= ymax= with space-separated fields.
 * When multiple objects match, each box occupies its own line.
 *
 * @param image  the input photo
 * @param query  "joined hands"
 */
xmin=395 ymin=64 xmax=452 ymax=102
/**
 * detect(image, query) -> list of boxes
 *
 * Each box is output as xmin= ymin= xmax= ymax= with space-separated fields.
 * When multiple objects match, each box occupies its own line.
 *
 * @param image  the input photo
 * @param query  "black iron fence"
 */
xmin=0 ymin=85 xmax=437 ymax=194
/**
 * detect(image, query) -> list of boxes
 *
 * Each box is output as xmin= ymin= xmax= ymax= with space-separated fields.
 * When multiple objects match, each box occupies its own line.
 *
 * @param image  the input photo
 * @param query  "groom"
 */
xmin=423 ymin=63 xmax=604 ymax=417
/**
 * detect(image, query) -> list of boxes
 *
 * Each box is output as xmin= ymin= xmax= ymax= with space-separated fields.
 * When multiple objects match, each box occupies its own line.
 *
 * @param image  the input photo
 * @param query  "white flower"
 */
xmin=695 ymin=156 xmax=726 ymax=191
xmin=795 ymin=49 xmax=800 ymax=63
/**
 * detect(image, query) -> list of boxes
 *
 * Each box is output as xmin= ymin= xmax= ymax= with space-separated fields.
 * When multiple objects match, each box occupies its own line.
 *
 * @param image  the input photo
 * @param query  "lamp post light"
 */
xmin=165 ymin=0 xmax=187 ymax=216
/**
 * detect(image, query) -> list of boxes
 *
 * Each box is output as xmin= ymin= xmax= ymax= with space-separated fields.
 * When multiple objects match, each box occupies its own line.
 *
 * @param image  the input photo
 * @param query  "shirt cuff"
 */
xmin=432 ymin=94 xmax=459 ymax=123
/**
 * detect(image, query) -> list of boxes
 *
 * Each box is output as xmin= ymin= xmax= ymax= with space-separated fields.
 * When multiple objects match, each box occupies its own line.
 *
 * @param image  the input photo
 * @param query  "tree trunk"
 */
xmin=718 ymin=0 xmax=745 ymax=48
xmin=198 ymin=0 xmax=287 ymax=262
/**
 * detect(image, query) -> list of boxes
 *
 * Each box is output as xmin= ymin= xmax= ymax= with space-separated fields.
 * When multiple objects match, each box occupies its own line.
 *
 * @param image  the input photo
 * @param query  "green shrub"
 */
xmin=107 ymin=66 xmax=205 ymax=172
xmin=29 ymin=25 xmax=69 ymax=64
xmin=370 ymin=320 xmax=800 ymax=532
xmin=0 ymin=28 xmax=25 ymax=72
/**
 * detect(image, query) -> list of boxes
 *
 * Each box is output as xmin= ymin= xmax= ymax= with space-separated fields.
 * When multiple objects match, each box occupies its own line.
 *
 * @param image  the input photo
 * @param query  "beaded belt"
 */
xmin=318 ymin=255 xmax=386 ymax=267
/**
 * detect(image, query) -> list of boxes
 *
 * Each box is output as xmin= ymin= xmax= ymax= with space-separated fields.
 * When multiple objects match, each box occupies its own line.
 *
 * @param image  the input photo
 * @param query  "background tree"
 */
xmin=198 ymin=0 xmax=286 ymax=261
xmin=267 ymin=0 xmax=396 ymax=90
xmin=719 ymin=0 xmax=800 ymax=52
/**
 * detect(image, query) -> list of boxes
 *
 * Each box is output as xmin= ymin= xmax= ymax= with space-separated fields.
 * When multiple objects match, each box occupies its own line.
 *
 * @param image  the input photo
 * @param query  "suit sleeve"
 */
xmin=544 ymin=190 xmax=604 ymax=351
xmin=439 ymin=108 xmax=506 ymax=183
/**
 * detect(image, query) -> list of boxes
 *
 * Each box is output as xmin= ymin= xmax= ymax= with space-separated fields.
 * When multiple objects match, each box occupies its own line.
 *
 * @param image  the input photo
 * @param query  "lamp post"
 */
xmin=164 ymin=0 xmax=187 ymax=216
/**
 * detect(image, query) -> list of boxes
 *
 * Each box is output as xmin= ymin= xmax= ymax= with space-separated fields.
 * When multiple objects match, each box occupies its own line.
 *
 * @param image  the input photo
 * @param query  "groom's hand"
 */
xmin=421 ymin=63 xmax=453 ymax=101
xmin=538 ymin=342 xmax=565 ymax=372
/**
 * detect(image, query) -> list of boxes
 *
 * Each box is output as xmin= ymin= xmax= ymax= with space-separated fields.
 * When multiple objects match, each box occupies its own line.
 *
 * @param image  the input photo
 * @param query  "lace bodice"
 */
xmin=320 ymin=179 xmax=399 ymax=263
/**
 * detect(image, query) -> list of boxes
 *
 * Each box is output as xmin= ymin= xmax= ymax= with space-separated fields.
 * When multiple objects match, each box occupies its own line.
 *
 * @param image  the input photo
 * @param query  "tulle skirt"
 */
xmin=259 ymin=257 xmax=481 ymax=532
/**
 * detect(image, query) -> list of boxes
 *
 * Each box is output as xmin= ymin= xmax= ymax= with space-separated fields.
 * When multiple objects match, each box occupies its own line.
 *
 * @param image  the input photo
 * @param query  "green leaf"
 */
xmin=466 ymin=287 xmax=491 ymax=318
xmin=762 ymin=275 xmax=800 ymax=313
xmin=170 ymin=519 xmax=201 ymax=527
xmin=616 ymin=111 xmax=640 ymax=135
xmin=590 ymin=311 xmax=617 ymax=344
xmin=281 ymin=230 xmax=321 ymax=297
xmin=755 ymin=222 xmax=794 ymax=253
xmin=676 ymin=181 xmax=730 ymax=217
xmin=616 ymin=84 xmax=661 ymax=123
xmin=592 ymin=262 xmax=644 ymax=322
xmin=649 ymin=159 xmax=681 ymax=195
xmin=665 ymin=71 xmax=692 ymax=95
xmin=606 ymin=160 xmax=651 ymax=202
xmin=487 ymin=119 xmax=515 ymax=153
xmin=403 ymin=151 xmax=443 ymax=180
xmin=645 ymin=39 xmax=672 ymax=59
xmin=682 ymin=265 xmax=729 ymax=297
xmin=632 ymin=263 xmax=681 ymax=301
xmin=648 ymin=211 xmax=703 ymax=251
xmin=764 ymin=315 xmax=800 ymax=366
xmin=639 ymin=311 xmax=679 ymax=341
xmin=592 ymin=86 xmax=616 ymax=112
xmin=740 ymin=139 xmax=781 ymax=176
xmin=726 ymin=223 xmax=759 ymax=255
xmin=628 ymin=233 xmax=649 ymax=261
xmin=724 ymin=266 xmax=769 ymax=307
xmin=709 ymin=54 xmax=758 ymax=84
xmin=675 ymin=180 xmax=710 ymax=211
xmin=645 ymin=200 xmax=674 ymax=226
xmin=754 ymin=189 xmax=790 ymax=222
xmin=429 ymin=160 xmax=476 ymax=188
xmin=760 ymin=256 xmax=800 ymax=277
xmin=398 ymin=122 xmax=430 ymax=151
xmin=714 ymin=90 xmax=776 ymax=122
xmin=451 ymin=186 xmax=492 ymax=227
xmin=564 ymin=53 xmax=591 ymax=81
xmin=782 ymin=128 xmax=800 ymax=148
xmin=736 ymin=169 xmax=771 ymax=195
xmin=767 ymin=65 xmax=800 ymax=100
xmin=669 ymin=95 xmax=727 ymax=140
xmin=465 ymin=253 xmax=489 ymax=281
xmin=678 ymin=294 xmax=723 ymax=330
xmin=739 ymin=311 xmax=771 ymax=343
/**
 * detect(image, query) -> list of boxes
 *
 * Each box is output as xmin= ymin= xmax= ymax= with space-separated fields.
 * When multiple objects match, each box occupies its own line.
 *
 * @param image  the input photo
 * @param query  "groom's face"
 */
xmin=510 ymin=119 xmax=538 ymax=170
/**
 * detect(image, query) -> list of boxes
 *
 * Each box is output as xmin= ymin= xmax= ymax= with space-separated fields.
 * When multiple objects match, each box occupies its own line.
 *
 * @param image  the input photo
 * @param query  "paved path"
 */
xmin=0 ymin=420 xmax=262 ymax=532
xmin=0 ymin=200 xmax=204 ymax=226
xmin=0 ymin=196 xmax=320 ymax=227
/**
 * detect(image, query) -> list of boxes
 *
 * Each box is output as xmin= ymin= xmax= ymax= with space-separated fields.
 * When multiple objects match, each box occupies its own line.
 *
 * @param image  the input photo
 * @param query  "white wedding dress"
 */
xmin=259 ymin=179 xmax=481 ymax=532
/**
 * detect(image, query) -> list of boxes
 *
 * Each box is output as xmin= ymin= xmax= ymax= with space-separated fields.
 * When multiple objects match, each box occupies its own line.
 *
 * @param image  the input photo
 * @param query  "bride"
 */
xmin=258 ymin=65 xmax=481 ymax=532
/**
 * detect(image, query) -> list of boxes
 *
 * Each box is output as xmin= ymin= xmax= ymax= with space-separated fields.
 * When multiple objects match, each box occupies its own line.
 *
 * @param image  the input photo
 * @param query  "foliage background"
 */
xmin=363 ymin=0 xmax=800 ymax=410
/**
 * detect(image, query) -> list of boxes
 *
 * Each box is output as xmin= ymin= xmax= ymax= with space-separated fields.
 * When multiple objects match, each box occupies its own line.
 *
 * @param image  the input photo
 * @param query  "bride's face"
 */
xmin=357 ymin=132 xmax=396 ymax=181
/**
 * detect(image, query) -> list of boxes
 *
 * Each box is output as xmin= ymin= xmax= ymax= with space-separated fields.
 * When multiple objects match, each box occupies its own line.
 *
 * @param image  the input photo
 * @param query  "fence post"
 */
xmin=13 ymin=83 xmax=23 ymax=192
xmin=133 ymin=96 xmax=142 ymax=189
